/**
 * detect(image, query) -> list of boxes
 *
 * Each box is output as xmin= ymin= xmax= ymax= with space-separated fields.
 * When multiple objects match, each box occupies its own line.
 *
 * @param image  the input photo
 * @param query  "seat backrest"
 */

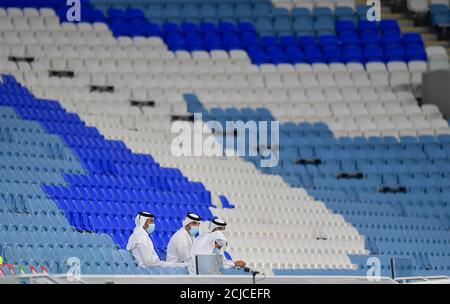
xmin=119 ymin=249 xmax=135 ymax=264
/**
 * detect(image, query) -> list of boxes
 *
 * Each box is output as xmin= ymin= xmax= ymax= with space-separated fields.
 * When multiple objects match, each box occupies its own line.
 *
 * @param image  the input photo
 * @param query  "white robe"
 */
xmin=187 ymin=231 xmax=234 ymax=274
xmin=166 ymin=228 xmax=196 ymax=263
xmin=126 ymin=215 xmax=184 ymax=268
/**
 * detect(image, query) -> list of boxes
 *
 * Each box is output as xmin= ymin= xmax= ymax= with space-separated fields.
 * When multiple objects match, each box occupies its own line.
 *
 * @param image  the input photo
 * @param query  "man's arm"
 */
xmin=137 ymin=243 xmax=186 ymax=268
xmin=165 ymin=240 xmax=178 ymax=263
xmin=136 ymin=243 xmax=160 ymax=267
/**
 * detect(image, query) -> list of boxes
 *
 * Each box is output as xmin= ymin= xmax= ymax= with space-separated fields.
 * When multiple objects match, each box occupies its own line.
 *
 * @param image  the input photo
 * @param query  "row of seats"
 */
xmin=14 ymin=66 xmax=426 ymax=88
xmin=205 ymin=103 xmax=434 ymax=120
xmin=0 ymin=6 xmax=56 ymax=17
xmin=5 ymin=76 xmax=420 ymax=103
xmin=271 ymin=0 xmax=356 ymax=10
xmin=90 ymin=0 xmax=356 ymax=10
xmin=101 ymin=6 xmax=359 ymax=20
xmin=2 ymin=243 xmax=190 ymax=275
xmin=0 ymin=223 xmax=115 ymax=247
xmin=187 ymin=96 xmax=449 ymax=137
xmin=4 ymin=48 xmax=446 ymax=75
xmin=0 ymin=262 xmax=49 ymax=276
xmin=92 ymin=6 xmax=364 ymax=27
xmin=11 ymin=55 xmax=426 ymax=74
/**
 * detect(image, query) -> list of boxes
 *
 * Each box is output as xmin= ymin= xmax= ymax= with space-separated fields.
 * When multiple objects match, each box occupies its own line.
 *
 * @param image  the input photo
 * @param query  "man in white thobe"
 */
xmin=126 ymin=211 xmax=184 ymax=268
xmin=188 ymin=218 xmax=246 ymax=274
xmin=166 ymin=212 xmax=202 ymax=263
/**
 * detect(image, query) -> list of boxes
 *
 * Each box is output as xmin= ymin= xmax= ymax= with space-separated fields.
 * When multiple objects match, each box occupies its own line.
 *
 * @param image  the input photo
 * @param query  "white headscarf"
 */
xmin=126 ymin=213 xmax=153 ymax=251
xmin=208 ymin=218 xmax=227 ymax=232
xmin=182 ymin=212 xmax=201 ymax=228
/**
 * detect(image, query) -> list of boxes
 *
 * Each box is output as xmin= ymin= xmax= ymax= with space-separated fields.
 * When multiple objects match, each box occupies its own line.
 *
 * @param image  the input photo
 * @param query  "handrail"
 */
xmin=395 ymin=276 xmax=450 ymax=284
xmin=43 ymin=274 xmax=399 ymax=284
xmin=14 ymin=273 xmax=86 ymax=284
xmin=9 ymin=273 xmax=449 ymax=284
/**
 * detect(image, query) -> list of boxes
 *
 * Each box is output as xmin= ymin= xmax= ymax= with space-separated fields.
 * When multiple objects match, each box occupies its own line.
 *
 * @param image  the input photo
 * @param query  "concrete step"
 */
xmin=422 ymin=33 xmax=441 ymax=41
xmin=376 ymin=0 xmax=450 ymax=58
xmin=397 ymin=19 xmax=414 ymax=26
xmin=382 ymin=13 xmax=404 ymax=19
xmin=400 ymin=26 xmax=432 ymax=34
xmin=354 ymin=1 xmax=444 ymax=52
xmin=381 ymin=7 xmax=391 ymax=14
xmin=425 ymin=40 xmax=449 ymax=46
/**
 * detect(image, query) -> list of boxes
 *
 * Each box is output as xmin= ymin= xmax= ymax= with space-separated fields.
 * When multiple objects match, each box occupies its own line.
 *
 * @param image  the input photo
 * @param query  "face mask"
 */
xmin=212 ymin=248 xmax=221 ymax=255
xmin=147 ymin=224 xmax=155 ymax=234
xmin=188 ymin=227 xmax=200 ymax=237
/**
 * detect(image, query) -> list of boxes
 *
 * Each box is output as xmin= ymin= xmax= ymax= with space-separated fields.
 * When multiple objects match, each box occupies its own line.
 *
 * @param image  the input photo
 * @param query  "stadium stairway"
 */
xmin=401 ymin=0 xmax=450 ymax=61
xmin=376 ymin=0 xmax=450 ymax=64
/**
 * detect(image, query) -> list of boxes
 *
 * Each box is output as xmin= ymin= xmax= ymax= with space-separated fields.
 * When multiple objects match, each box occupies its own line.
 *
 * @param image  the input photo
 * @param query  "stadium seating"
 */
xmin=0 ymin=76 xmax=203 ymax=275
xmin=0 ymin=1 xmax=428 ymax=65
xmin=407 ymin=0 xmax=450 ymax=14
xmin=407 ymin=0 xmax=430 ymax=15
xmin=426 ymin=45 xmax=450 ymax=69
xmin=0 ymin=0 xmax=450 ymax=278
xmin=0 ymin=74 xmax=256 ymax=276
xmin=406 ymin=0 xmax=450 ymax=43
xmin=185 ymin=96 xmax=450 ymax=276
xmin=430 ymin=3 xmax=450 ymax=26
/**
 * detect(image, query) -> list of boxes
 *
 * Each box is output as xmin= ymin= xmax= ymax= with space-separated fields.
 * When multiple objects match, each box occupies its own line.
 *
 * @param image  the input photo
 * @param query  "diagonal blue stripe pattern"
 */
xmin=0 ymin=75 xmax=214 ymax=267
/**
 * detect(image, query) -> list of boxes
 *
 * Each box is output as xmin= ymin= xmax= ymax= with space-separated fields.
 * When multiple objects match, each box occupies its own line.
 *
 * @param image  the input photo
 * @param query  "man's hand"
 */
xmin=234 ymin=260 xmax=246 ymax=268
